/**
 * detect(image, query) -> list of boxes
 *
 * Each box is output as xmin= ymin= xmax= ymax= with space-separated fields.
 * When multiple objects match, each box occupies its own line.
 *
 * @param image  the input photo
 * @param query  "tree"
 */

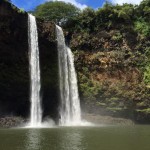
xmin=78 ymin=7 xmax=96 ymax=31
xmin=65 ymin=7 xmax=96 ymax=32
xmin=137 ymin=0 xmax=150 ymax=21
xmin=33 ymin=1 xmax=80 ymax=25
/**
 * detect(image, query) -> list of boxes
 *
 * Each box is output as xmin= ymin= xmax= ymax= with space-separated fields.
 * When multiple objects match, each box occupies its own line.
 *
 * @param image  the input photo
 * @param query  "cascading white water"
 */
xmin=28 ymin=14 xmax=42 ymax=127
xmin=56 ymin=25 xmax=81 ymax=126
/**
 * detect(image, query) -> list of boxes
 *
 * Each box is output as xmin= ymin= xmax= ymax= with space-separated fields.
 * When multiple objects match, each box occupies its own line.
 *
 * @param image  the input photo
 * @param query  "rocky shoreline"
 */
xmin=0 ymin=117 xmax=26 ymax=128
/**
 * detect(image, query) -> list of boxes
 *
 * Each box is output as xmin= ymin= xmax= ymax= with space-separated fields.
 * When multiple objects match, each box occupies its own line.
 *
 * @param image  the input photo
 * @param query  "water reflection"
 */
xmin=1 ymin=126 xmax=150 ymax=150
xmin=25 ymin=129 xmax=42 ymax=150
xmin=24 ymin=128 xmax=87 ymax=150
xmin=57 ymin=128 xmax=86 ymax=150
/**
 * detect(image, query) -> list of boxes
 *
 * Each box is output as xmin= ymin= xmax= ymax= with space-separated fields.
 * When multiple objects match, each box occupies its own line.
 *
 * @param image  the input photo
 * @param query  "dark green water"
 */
xmin=0 ymin=125 xmax=150 ymax=150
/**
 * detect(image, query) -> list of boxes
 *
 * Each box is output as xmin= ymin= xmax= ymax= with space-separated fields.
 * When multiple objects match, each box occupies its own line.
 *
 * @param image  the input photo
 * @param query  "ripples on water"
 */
xmin=0 ymin=126 xmax=150 ymax=150
xmin=25 ymin=129 xmax=42 ymax=150
xmin=24 ymin=128 xmax=85 ymax=150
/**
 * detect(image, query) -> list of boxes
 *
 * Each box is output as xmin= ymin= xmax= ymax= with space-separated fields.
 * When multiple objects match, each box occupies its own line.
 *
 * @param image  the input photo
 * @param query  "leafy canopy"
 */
xmin=33 ymin=0 xmax=150 ymax=38
xmin=33 ymin=1 xmax=80 ymax=24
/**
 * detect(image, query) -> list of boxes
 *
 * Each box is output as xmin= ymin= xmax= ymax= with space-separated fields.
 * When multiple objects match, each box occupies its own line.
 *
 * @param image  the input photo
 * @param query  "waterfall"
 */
xmin=28 ymin=14 xmax=42 ymax=127
xmin=56 ymin=25 xmax=81 ymax=126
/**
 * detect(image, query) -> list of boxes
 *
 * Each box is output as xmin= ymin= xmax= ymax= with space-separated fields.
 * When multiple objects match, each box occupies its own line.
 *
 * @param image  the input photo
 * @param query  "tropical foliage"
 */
xmin=33 ymin=1 xmax=79 ymax=25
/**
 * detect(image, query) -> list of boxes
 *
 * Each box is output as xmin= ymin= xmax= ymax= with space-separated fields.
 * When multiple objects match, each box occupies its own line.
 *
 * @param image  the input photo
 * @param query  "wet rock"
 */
xmin=0 ymin=117 xmax=26 ymax=128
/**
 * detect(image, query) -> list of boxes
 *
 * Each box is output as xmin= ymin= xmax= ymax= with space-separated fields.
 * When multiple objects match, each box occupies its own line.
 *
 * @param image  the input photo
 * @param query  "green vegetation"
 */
xmin=111 ymin=31 xmax=122 ymax=42
xmin=33 ymin=0 xmax=150 ymax=38
xmin=143 ymin=47 xmax=150 ymax=85
xmin=135 ymin=19 xmax=150 ymax=38
xmin=33 ymin=1 xmax=79 ymax=24
xmin=18 ymin=8 xmax=25 ymax=14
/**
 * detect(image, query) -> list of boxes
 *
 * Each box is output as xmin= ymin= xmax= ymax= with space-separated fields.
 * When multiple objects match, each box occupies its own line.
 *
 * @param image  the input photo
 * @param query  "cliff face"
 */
xmin=0 ymin=1 xmax=58 ymax=121
xmin=37 ymin=19 xmax=59 ymax=120
xmin=0 ymin=1 xmax=29 ymax=117
xmin=71 ymin=28 xmax=150 ymax=123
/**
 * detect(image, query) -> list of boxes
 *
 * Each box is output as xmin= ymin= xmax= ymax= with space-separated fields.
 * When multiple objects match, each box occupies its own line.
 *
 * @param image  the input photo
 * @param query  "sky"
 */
xmin=11 ymin=0 xmax=143 ymax=11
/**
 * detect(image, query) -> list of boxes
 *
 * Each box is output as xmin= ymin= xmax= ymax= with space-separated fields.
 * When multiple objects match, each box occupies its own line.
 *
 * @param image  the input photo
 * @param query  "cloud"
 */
xmin=110 ymin=0 xmax=143 ymax=5
xmin=48 ymin=0 xmax=87 ymax=9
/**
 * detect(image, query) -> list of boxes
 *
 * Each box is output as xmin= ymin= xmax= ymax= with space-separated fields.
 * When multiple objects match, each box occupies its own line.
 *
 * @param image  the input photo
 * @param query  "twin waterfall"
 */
xmin=56 ymin=26 xmax=81 ymax=126
xmin=28 ymin=14 xmax=42 ymax=127
xmin=28 ymin=14 xmax=81 ymax=127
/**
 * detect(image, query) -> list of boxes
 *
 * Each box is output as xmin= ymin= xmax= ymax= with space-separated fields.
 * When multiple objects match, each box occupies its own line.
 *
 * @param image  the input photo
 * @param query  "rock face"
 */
xmin=0 ymin=117 xmax=26 ymax=128
xmin=0 ymin=1 xmax=59 ymax=121
xmin=37 ymin=19 xmax=59 ymax=121
xmin=70 ymin=28 xmax=150 ymax=123
xmin=0 ymin=1 xmax=29 ymax=117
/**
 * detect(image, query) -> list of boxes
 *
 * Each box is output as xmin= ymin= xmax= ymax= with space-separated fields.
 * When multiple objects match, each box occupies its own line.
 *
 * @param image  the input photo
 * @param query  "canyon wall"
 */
xmin=0 ymin=1 xmax=59 ymax=121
